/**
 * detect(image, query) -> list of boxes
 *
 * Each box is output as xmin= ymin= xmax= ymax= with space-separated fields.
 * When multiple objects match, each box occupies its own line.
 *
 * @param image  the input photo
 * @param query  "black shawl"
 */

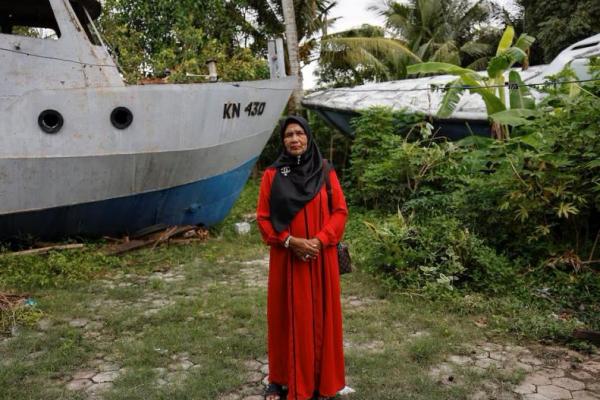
xmin=269 ymin=116 xmax=325 ymax=233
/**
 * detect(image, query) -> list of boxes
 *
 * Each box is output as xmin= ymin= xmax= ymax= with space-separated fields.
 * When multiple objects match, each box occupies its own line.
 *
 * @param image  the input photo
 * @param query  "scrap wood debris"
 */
xmin=104 ymin=225 xmax=209 ymax=255
xmin=0 ymin=293 xmax=28 ymax=311
xmin=1 ymin=293 xmax=40 ymax=335
xmin=242 ymin=212 xmax=257 ymax=222
xmin=573 ymin=329 xmax=600 ymax=346
xmin=4 ymin=243 xmax=85 ymax=257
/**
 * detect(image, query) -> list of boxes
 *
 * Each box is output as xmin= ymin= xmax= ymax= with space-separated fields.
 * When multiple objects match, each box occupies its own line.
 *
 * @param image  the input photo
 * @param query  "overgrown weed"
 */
xmin=341 ymin=72 xmax=600 ymax=342
xmin=0 ymin=247 xmax=121 ymax=290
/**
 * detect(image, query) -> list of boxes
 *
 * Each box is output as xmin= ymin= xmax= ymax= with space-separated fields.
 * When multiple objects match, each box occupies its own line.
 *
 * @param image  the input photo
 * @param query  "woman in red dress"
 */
xmin=257 ymin=116 xmax=348 ymax=400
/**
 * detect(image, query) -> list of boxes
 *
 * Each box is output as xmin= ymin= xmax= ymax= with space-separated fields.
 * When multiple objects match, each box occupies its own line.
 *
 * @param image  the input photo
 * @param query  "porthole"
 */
xmin=110 ymin=107 xmax=133 ymax=129
xmin=38 ymin=109 xmax=64 ymax=134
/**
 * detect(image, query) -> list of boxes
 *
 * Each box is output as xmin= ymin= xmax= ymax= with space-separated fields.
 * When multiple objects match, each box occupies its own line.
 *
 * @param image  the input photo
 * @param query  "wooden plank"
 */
xmin=131 ymin=223 xmax=169 ymax=239
xmin=105 ymin=240 xmax=150 ymax=256
xmin=7 ymin=244 xmax=84 ymax=256
xmin=104 ymin=225 xmax=198 ymax=255
xmin=573 ymin=329 xmax=600 ymax=346
xmin=151 ymin=226 xmax=179 ymax=249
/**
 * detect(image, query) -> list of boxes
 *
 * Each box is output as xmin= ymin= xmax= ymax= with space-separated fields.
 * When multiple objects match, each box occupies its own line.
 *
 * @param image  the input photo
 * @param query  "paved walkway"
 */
xmin=431 ymin=342 xmax=600 ymax=400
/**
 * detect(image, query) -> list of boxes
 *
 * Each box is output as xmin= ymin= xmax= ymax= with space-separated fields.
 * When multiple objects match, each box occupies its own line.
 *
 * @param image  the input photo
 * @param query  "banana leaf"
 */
xmin=460 ymin=74 xmax=506 ymax=115
xmin=406 ymin=62 xmax=473 ymax=76
xmin=489 ymin=109 xmax=537 ymax=126
xmin=496 ymin=25 xmax=515 ymax=56
xmin=508 ymin=71 xmax=536 ymax=110
xmin=514 ymin=34 xmax=535 ymax=52
xmin=437 ymin=78 xmax=465 ymax=117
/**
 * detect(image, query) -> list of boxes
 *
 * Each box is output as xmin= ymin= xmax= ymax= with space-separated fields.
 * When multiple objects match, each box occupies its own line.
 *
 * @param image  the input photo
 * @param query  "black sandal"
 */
xmin=311 ymin=392 xmax=336 ymax=400
xmin=264 ymin=383 xmax=287 ymax=400
xmin=314 ymin=392 xmax=337 ymax=400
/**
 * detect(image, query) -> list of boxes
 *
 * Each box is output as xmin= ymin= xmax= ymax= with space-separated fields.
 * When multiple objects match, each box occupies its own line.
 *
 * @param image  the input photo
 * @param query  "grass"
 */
xmin=0 ymin=234 xmax=266 ymax=399
xmin=0 ymin=179 xmax=592 ymax=399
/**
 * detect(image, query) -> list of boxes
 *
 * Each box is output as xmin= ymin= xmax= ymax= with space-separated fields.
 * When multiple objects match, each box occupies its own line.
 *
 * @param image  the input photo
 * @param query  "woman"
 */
xmin=256 ymin=116 xmax=348 ymax=400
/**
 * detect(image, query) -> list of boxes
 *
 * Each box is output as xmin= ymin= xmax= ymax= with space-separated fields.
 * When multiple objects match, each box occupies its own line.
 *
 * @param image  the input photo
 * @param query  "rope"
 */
xmin=0 ymin=46 xmax=117 ymax=68
xmin=319 ymin=78 xmax=600 ymax=93
xmin=228 ymin=78 xmax=600 ymax=93
xmin=2 ymin=44 xmax=597 ymax=93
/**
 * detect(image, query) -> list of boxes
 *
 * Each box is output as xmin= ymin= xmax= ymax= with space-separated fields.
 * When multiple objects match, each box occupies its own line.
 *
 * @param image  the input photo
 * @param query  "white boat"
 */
xmin=0 ymin=0 xmax=295 ymax=239
xmin=303 ymin=34 xmax=600 ymax=138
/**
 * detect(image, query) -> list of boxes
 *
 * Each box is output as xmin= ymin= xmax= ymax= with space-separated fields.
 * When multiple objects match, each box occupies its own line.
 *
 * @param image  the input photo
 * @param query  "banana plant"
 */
xmin=406 ymin=26 xmax=536 ymax=139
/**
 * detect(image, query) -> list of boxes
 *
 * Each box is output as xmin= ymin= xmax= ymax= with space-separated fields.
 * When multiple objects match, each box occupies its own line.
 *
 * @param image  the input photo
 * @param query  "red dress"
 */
xmin=257 ymin=166 xmax=348 ymax=400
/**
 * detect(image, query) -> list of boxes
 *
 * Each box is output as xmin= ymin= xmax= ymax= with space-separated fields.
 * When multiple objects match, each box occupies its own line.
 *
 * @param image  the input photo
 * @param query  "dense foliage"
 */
xmin=515 ymin=0 xmax=600 ymax=64
xmin=0 ymin=250 xmax=121 ymax=289
xmin=343 ymin=73 xmax=600 ymax=330
xmin=317 ymin=24 xmax=416 ymax=87
xmin=316 ymin=0 xmax=505 ymax=87
xmin=376 ymin=0 xmax=502 ymax=68
xmin=98 ymin=0 xmax=273 ymax=83
xmin=97 ymin=0 xmax=335 ymax=84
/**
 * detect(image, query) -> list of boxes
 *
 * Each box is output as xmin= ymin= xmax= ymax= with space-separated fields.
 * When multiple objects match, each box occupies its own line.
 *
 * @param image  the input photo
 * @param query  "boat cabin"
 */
xmin=0 ymin=0 xmax=123 ymax=98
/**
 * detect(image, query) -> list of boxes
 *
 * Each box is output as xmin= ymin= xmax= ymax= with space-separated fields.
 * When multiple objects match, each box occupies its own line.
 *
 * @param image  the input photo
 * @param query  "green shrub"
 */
xmin=362 ymin=212 xmax=519 ymax=293
xmin=348 ymin=107 xmax=450 ymax=208
xmin=0 ymin=249 xmax=121 ymax=289
xmin=0 ymin=302 xmax=44 ymax=335
xmin=407 ymin=335 xmax=443 ymax=364
xmin=348 ymin=80 xmax=600 ymax=253
xmin=343 ymin=75 xmax=600 ymax=333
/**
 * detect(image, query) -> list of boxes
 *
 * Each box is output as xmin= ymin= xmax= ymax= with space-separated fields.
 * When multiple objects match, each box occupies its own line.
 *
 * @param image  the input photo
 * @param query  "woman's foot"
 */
xmin=315 ymin=393 xmax=336 ymax=400
xmin=311 ymin=392 xmax=335 ymax=400
xmin=264 ymin=383 xmax=286 ymax=400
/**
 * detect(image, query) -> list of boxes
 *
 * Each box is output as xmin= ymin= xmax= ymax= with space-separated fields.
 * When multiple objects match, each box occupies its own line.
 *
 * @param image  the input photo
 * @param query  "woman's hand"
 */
xmin=289 ymin=236 xmax=320 ymax=261
xmin=308 ymin=238 xmax=322 ymax=251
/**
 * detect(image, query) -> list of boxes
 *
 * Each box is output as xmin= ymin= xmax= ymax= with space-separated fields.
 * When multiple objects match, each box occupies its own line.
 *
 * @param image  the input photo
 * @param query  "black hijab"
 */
xmin=269 ymin=116 xmax=325 ymax=233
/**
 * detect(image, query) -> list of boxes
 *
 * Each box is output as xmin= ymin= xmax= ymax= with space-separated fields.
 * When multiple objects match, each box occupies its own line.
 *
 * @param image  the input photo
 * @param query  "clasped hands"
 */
xmin=288 ymin=236 xmax=322 ymax=261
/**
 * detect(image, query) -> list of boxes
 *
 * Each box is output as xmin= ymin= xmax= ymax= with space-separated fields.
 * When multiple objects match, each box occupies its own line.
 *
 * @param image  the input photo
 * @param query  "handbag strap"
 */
xmin=323 ymin=160 xmax=333 ymax=214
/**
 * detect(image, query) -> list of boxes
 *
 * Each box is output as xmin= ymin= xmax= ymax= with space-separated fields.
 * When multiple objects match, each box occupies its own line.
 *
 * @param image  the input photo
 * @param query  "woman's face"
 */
xmin=283 ymin=122 xmax=308 ymax=156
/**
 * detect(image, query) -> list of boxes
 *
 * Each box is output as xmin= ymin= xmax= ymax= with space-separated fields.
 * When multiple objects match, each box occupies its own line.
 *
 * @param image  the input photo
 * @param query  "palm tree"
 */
xmin=374 ymin=0 xmax=501 ymax=69
xmin=318 ymin=24 xmax=421 ymax=86
xmin=315 ymin=0 xmax=502 ymax=87
xmin=255 ymin=0 xmax=336 ymax=113
xmin=282 ymin=0 xmax=303 ymax=114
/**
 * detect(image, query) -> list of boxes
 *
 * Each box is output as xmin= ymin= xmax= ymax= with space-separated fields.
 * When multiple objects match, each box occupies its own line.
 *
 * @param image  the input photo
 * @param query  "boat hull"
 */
xmin=0 ymin=78 xmax=295 ymax=239
xmin=0 ymin=157 xmax=257 ymax=239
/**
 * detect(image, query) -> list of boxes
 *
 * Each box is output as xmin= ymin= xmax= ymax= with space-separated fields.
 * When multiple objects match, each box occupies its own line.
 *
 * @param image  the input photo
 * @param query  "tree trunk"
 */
xmin=281 ymin=0 xmax=303 ymax=115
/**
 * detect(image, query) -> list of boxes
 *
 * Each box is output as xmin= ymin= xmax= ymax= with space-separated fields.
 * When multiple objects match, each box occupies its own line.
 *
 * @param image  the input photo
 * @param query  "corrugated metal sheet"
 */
xmin=303 ymin=34 xmax=600 ymax=128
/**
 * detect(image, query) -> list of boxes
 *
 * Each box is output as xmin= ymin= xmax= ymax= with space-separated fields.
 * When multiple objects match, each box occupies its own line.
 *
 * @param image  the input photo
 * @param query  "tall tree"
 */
xmin=316 ymin=0 xmax=503 ymax=87
xmin=282 ymin=0 xmax=303 ymax=114
xmin=98 ymin=0 xmax=271 ymax=82
xmin=515 ymin=0 xmax=600 ymax=63
xmin=98 ymin=0 xmax=336 ymax=92
xmin=375 ymin=0 xmax=502 ymax=68
xmin=318 ymin=24 xmax=420 ymax=87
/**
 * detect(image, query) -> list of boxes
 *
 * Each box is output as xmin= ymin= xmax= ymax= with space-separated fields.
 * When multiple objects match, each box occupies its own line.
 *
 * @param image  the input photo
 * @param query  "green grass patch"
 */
xmin=1 ymin=179 xmax=595 ymax=399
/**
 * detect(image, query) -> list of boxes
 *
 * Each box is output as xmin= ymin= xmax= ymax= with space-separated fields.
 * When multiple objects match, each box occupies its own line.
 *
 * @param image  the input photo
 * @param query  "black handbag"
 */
xmin=324 ymin=161 xmax=353 ymax=275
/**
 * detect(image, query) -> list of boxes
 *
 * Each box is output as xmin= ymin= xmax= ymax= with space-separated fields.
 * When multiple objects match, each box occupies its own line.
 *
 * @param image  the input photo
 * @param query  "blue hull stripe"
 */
xmin=0 ymin=157 xmax=258 ymax=239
